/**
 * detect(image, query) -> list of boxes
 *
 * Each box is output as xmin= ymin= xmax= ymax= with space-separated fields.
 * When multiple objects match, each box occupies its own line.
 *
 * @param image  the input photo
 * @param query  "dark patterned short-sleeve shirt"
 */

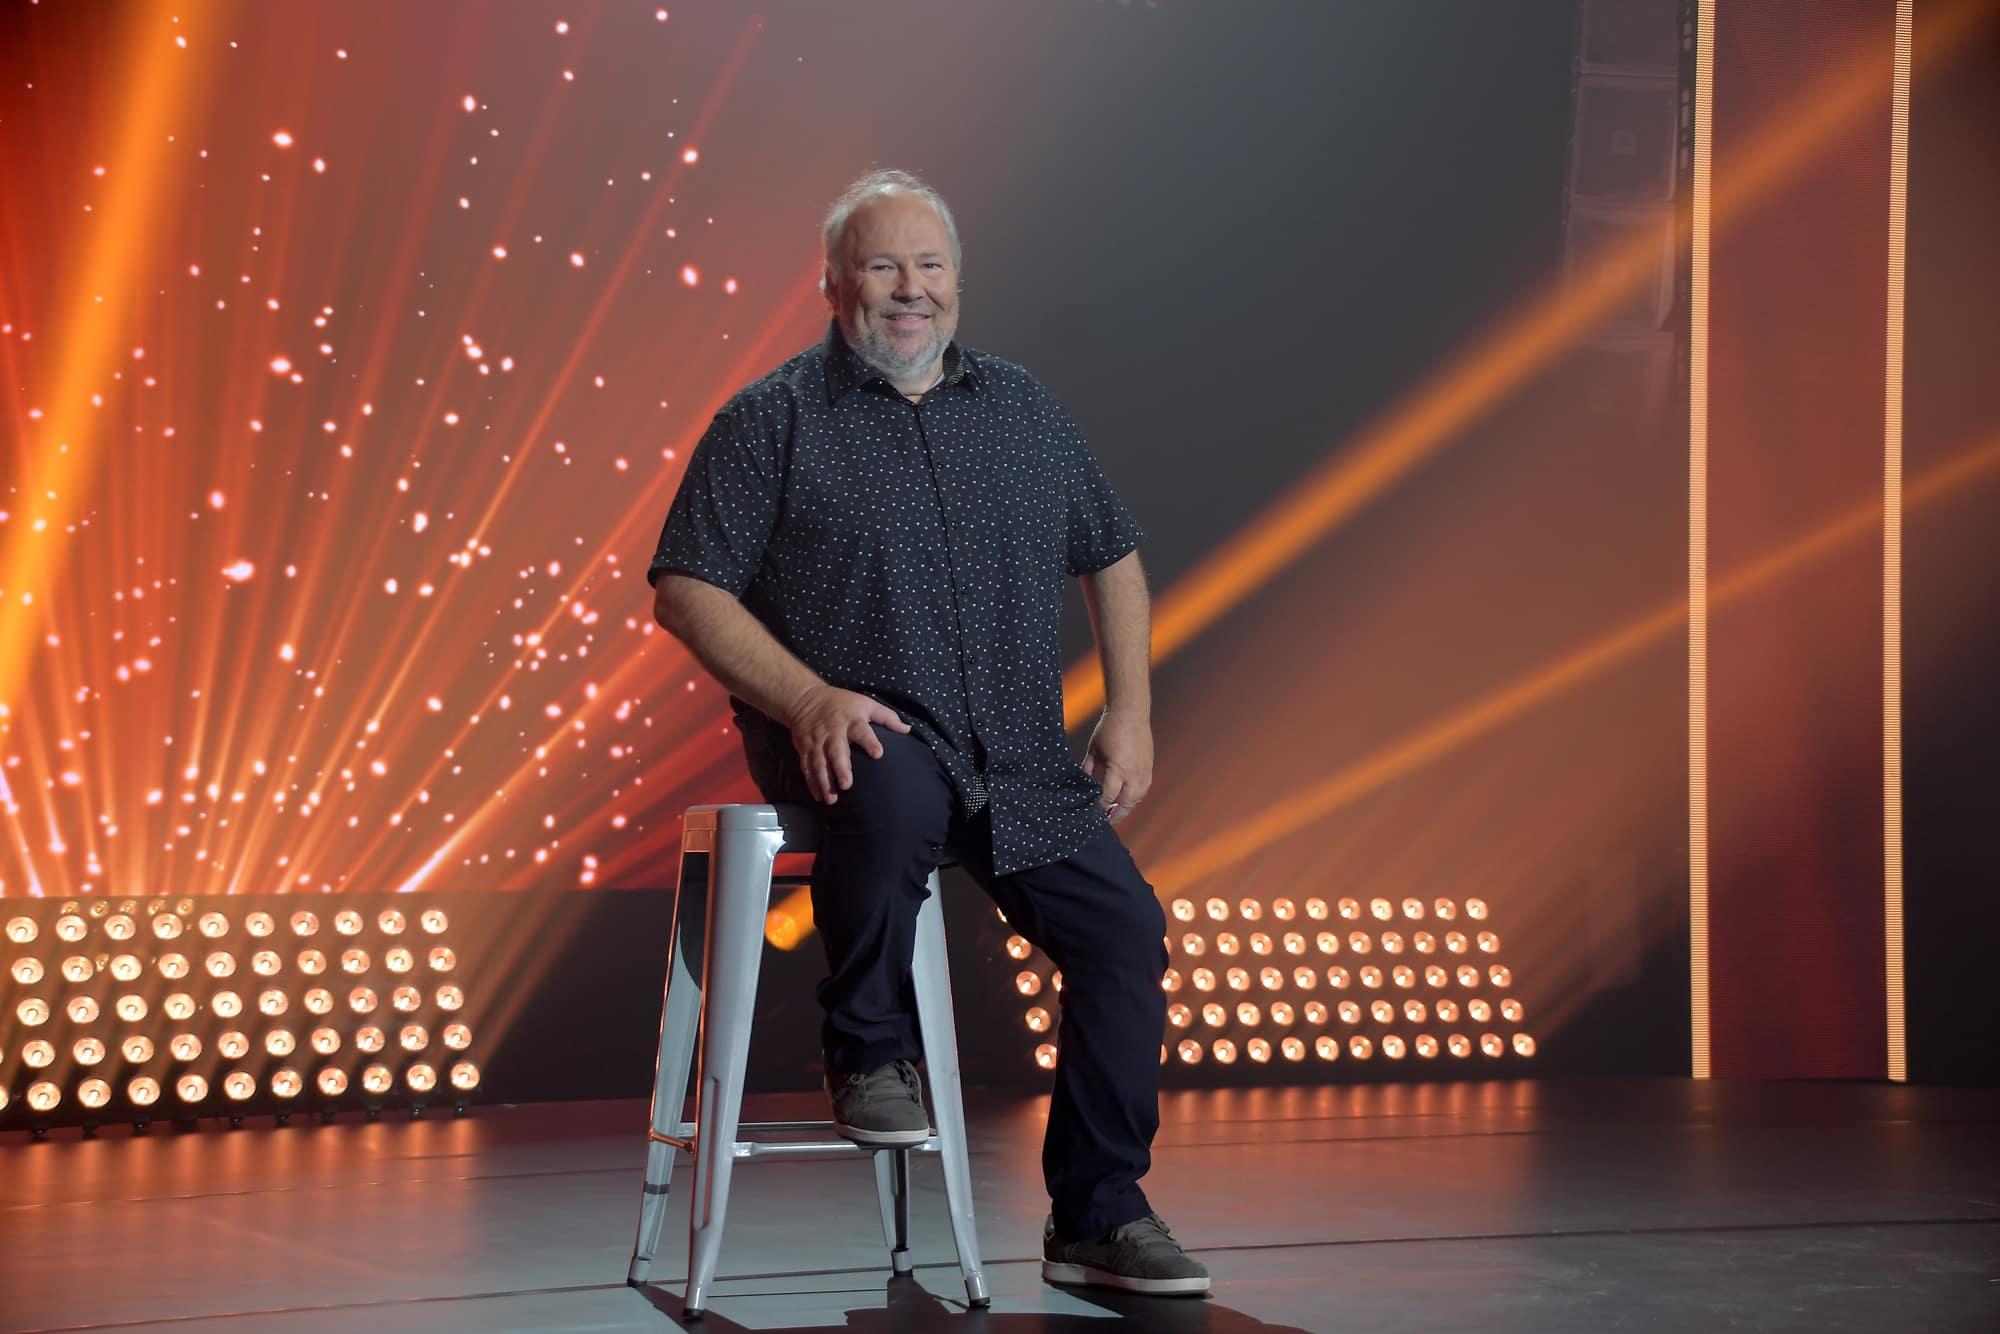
xmin=648 ymin=324 xmax=1143 ymax=875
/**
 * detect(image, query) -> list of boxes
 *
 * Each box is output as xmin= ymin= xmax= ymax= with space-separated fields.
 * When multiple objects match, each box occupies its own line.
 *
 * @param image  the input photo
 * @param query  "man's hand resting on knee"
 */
xmin=788 ymin=683 xmax=912 ymax=805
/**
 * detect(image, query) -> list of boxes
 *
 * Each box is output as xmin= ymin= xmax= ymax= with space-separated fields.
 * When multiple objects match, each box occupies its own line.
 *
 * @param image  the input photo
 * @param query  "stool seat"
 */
xmin=625 ymin=804 xmax=988 ymax=1315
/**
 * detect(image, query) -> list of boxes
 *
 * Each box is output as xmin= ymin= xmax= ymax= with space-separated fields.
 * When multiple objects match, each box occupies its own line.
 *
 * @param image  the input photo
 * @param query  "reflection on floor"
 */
xmin=3 ymin=1080 xmax=1997 ymax=1332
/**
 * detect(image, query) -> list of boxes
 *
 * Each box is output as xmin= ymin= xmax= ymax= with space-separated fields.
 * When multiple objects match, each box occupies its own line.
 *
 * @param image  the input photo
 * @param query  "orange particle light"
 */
xmin=449 ymin=1061 xmax=481 ymax=1091
xmin=177 ymin=1074 xmax=209 ymax=1102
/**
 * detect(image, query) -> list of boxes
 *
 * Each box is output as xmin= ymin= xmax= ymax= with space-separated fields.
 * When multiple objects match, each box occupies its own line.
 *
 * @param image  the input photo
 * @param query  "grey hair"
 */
xmin=819 ymin=168 xmax=961 ymax=293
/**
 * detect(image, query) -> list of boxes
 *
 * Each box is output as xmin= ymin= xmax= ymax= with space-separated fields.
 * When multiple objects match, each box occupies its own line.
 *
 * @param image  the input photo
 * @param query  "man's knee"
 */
xmin=819 ymin=727 xmax=950 ymax=854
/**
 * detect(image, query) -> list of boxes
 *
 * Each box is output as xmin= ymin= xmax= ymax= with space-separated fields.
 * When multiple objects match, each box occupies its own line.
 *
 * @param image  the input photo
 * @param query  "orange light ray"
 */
xmin=1060 ymin=0 xmax=1998 ymax=730
xmin=267 ymin=22 xmax=773 ymax=896
xmin=0 ymin=3 xmax=214 ymax=714
xmin=1144 ymin=434 xmax=2000 ymax=896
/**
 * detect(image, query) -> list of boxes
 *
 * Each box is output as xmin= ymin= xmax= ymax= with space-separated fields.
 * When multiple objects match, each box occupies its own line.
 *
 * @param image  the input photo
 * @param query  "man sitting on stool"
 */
xmin=647 ymin=168 xmax=1207 ymax=1298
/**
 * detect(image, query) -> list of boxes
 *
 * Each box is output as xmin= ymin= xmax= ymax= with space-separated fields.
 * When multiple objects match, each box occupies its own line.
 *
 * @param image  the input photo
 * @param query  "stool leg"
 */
xmin=874 ymin=1148 xmax=914 ymax=1275
xmin=627 ymin=848 xmax=708 ymax=1286
xmin=684 ymin=825 xmax=780 ymax=1316
xmin=911 ymin=873 xmax=989 ymax=1308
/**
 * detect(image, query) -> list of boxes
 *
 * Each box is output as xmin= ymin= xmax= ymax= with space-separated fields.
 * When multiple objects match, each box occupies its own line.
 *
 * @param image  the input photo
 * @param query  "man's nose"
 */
xmin=891 ymin=267 xmax=926 ymax=300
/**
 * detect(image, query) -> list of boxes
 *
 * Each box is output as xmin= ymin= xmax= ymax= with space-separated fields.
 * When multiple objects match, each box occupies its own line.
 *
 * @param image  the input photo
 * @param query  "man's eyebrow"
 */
xmin=859 ymin=250 xmax=949 ymax=261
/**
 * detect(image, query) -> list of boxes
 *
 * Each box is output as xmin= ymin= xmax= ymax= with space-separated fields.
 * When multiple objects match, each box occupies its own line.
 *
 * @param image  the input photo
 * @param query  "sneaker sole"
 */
xmin=832 ymin=1122 xmax=933 ymax=1148
xmin=1041 ymin=1261 xmax=1210 ymax=1296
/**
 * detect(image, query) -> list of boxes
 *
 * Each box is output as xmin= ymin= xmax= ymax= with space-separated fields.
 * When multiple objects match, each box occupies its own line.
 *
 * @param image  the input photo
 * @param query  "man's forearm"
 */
xmin=1081 ymin=550 xmax=1152 ymax=715
xmin=653 ymin=574 xmax=823 ymax=727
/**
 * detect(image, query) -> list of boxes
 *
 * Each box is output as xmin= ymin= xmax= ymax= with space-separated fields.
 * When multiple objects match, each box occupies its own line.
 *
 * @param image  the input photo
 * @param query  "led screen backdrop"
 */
xmin=3 ymin=0 xmax=1612 ymax=916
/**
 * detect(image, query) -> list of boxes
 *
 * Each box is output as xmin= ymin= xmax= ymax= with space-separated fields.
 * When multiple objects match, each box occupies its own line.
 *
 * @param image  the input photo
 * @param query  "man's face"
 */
xmin=827 ymin=193 xmax=959 ymax=383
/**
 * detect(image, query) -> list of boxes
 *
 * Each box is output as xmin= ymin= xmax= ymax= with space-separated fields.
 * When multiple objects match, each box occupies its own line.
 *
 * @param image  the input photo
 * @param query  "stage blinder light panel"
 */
xmin=1006 ymin=893 xmax=1535 ymax=1075
xmin=1 ymin=895 xmax=487 ymax=1128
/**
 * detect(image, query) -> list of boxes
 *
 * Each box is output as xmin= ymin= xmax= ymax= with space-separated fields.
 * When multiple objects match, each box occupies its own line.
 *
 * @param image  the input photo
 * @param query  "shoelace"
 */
xmin=1111 ymin=1213 xmax=1177 ymax=1247
xmin=841 ymin=1061 xmax=921 ymax=1101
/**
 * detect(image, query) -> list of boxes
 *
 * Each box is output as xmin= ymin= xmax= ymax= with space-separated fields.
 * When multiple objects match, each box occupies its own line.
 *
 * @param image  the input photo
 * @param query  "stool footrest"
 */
xmin=729 ymin=1135 xmax=941 ymax=1160
xmin=647 ymin=1120 xmax=943 ymax=1160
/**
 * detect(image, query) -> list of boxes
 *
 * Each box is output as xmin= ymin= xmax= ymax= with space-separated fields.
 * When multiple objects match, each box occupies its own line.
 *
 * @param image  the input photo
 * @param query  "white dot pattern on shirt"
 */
xmin=649 ymin=328 xmax=1143 ymax=875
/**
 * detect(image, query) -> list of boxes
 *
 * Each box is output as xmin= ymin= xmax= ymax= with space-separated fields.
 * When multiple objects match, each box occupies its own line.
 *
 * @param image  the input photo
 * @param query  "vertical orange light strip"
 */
xmin=1688 ymin=0 xmax=1717 ymax=1081
xmin=1882 ymin=0 xmax=1913 ymax=1084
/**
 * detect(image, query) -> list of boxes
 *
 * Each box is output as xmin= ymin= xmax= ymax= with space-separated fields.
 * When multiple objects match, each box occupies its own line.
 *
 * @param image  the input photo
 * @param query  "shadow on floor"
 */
xmin=635 ymin=1273 xmax=1314 ymax=1332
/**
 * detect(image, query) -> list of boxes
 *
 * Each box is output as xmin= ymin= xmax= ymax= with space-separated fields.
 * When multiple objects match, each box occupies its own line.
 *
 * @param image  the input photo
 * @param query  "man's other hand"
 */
xmin=788 ymin=685 xmax=912 ymax=804
xmin=1083 ymin=706 xmax=1153 ymax=826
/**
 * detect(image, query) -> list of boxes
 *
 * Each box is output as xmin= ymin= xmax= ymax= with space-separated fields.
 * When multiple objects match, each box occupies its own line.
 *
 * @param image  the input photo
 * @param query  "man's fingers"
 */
xmin=1081 ymin=750 xmax=1097 ymax=778
xmin=853 ymin=720 xmax=885 ymax=761
xmin=800 ymin=749 xmax=828 ymax=804
xmin=829 ymin=737 xmax=855 ymax=792
xmin=1097 ymin=769 xmax=1126 ymax=811
xmin=869 ymin=703 xmax=912 ymax=734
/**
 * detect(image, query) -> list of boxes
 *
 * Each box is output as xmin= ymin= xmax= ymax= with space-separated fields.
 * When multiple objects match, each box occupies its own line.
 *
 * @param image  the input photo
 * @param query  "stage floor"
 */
xmin=2 ymin=1079 xmax=1996 ymax=1333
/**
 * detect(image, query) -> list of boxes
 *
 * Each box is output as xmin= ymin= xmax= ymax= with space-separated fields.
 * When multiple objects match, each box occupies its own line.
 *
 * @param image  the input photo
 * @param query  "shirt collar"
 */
xmin=821 ymin=321 xmax=979 ymax=405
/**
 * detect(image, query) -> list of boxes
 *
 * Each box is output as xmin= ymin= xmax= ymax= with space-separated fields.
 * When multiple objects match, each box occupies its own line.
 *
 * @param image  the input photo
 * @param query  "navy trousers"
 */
xmin=742 ymin=724 xmax=1169 ymax=1238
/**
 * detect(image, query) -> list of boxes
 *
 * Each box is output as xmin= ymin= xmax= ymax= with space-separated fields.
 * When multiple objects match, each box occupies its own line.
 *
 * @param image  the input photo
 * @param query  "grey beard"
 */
xmin=851 ymin=323 xmax=945 ymax=381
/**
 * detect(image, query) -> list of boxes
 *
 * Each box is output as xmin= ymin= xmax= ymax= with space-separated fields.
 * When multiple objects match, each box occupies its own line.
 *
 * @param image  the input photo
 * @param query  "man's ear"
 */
xmin=820 ymin=264 xmax=837 ymax=309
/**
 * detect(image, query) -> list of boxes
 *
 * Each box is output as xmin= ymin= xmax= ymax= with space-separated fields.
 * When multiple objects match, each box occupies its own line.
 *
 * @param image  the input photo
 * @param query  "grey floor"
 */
xmin=1 ymin=1080 xmax=1996 ymax=1333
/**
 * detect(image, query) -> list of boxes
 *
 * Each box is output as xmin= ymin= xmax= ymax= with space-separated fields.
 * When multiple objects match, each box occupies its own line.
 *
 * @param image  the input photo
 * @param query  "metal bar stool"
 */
xmin=625 ymin=803 xmax=989 ymax=1316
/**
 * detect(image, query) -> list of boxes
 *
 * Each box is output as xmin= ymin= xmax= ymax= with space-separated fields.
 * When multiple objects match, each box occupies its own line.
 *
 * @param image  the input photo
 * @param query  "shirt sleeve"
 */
xmin=647 ymin=406 xmax=781 ymax=594
xmin=1054 ymin=407 xmax=1145 ymax=577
